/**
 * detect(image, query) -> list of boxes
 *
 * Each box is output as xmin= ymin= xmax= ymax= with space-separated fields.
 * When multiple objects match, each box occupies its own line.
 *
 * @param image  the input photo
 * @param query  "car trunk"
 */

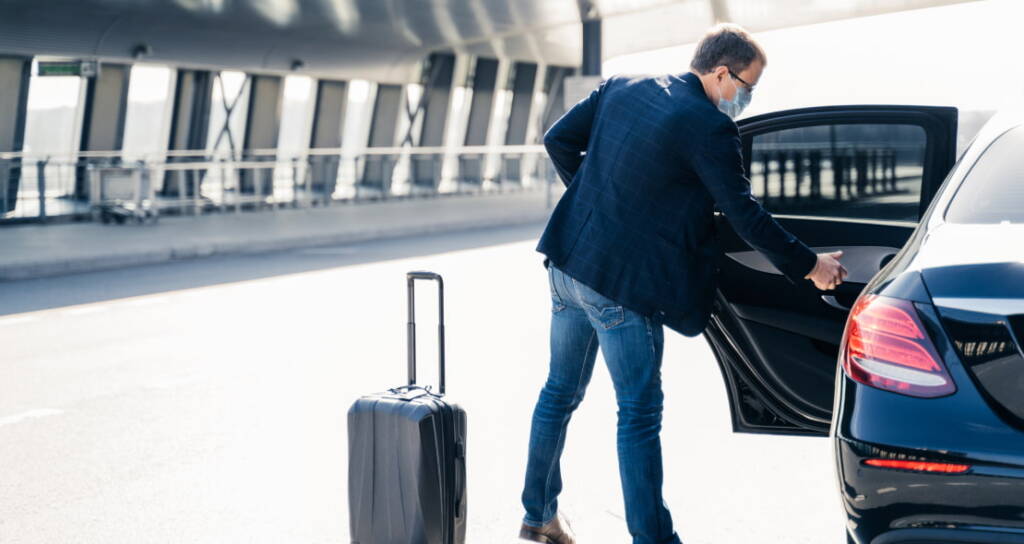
xmin=919 ymin=252 xmax=1024 ymax=429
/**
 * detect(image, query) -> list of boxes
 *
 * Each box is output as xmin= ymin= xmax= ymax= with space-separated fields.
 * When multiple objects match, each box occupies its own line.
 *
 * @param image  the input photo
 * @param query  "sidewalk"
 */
xmin=0 ymin=190 xmax=557 ymax=281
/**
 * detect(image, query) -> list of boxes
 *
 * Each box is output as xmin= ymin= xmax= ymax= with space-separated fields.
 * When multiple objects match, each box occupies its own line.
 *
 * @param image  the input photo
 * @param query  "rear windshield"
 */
xmin=945 ymin=125 xmax=1024 ymax=224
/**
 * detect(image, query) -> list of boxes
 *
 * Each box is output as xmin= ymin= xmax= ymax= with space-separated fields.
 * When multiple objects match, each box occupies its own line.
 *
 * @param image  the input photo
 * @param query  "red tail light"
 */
xmin=863 ymin=458 xmax=970 ymax=473
xmin=842 ymin=295 xmax=956 ymax=398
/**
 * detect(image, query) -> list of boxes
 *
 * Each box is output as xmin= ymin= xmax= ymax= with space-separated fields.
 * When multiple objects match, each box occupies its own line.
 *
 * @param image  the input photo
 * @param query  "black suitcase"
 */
xmin=348 ymin=271 xmax=467 ymax=544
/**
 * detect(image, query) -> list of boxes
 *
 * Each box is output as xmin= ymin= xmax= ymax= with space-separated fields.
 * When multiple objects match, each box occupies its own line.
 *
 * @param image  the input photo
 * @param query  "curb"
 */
xmin=0 ymin=211 xmax=549 ymax=281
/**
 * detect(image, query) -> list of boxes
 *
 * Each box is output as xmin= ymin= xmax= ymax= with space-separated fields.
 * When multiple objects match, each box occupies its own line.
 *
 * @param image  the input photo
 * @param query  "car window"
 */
xmin=748 ymin=123 xmax=927 ymax=221
xmin=944 ymin=125 xmax=1024 ymax=224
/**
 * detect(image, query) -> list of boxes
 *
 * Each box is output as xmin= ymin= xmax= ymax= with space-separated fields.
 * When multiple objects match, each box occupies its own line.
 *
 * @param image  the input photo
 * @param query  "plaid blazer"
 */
xmin=537 ymin=71 xmax=817 ymax=336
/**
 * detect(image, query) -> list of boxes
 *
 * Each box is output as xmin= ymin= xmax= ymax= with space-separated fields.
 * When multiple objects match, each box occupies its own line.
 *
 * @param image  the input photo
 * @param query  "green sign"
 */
xmin=37 ymin=60 xmax=99 ymax=77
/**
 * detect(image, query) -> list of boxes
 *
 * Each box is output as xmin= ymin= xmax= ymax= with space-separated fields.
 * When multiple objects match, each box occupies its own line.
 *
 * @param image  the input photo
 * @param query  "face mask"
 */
xmin=717 ymin=74 xmax=751 ymax=119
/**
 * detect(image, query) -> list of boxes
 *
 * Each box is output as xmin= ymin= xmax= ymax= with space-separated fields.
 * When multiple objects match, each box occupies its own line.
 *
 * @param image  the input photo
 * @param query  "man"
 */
xmin=518 ymin=24 xmax=847 ymax=544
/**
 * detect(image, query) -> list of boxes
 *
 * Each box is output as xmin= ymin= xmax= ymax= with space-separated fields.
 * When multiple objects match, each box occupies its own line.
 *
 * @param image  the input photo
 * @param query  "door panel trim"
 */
xmin=727 ymin=245 xmax=899 ymax=284
xmin=731 ymin=303 xmax=845 ymax=345
xmin=705 ymin=304 xmax=832 ymax=435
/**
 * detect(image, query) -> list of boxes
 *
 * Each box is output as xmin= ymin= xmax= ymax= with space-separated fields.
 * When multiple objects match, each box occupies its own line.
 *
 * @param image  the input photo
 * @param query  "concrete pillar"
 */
xmin=361 ymin=83 xmax=403 ymax=193
xmin=309 ymin=79 xmax=348 ymax=197
xmin=504 ymin=62 xmax=538 ymax=146
xmin=458 ymin=57 xmax=498 ymax=185
xmin=540 ymin=66 xmax=576 ymax=134
xmin=463 ymin=58 xmax=499 ymax=147
xmin=75 ymin=63 xmax=131 ymax=198
xmin=581 ymin=19 xmax=602 ymax=77
xmin=412 ymin=52 xmax=456 ymax=190
xmin=240 ymin=74 xmax=283 ymax=195
xmin=0 ymin=56 xmax=30 ymax=214
xmin=501 ymin=62 xmax=538 ymax=185
xmin=164 ymin=69 xmax=213 ymax=195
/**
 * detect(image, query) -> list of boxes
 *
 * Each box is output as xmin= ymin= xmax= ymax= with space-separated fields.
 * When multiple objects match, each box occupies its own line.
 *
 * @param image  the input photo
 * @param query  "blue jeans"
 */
xmin=521 ymin=264 xmax=682 ymax=544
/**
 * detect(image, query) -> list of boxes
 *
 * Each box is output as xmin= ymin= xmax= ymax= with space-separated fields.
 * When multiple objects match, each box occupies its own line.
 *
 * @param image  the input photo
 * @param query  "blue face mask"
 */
xmin=717 ymin=74 xmax=751 ymax=120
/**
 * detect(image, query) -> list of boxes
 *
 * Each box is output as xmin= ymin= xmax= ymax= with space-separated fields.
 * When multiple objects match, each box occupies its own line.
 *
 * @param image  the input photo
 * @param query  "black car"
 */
xmin=701 ymin=105 xmax=1024 ymax=543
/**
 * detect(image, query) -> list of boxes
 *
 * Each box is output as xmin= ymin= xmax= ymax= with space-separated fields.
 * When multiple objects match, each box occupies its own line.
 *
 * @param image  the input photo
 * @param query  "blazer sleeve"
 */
xmin=688 ymin=117 xmax=818 ymax=284
xmin=542 ymin=78 xmax=607 ymax=187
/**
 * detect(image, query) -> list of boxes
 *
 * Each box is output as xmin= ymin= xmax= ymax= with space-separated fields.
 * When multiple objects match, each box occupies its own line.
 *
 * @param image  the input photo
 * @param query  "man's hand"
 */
xmin=804 ymin=250 xmax=848 ymax=291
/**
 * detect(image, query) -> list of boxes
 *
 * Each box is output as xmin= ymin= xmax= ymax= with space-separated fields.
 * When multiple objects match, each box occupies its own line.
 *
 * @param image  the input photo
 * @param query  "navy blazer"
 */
xmin=537 ymin=71 xmax=817 ymax=336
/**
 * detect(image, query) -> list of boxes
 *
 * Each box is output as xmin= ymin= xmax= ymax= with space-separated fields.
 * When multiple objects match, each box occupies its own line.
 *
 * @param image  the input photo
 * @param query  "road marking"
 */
xmin=0 ymin=315 xmax=38 ymax=327
xmin=62 ymin=305 xmax=109 ymax=317
xmin=0 ymin=408 xmax=64 ymax=428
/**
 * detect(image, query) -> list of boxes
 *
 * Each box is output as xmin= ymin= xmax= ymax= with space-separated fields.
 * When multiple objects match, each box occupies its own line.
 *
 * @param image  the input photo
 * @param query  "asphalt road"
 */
xmin=0 ymin=223 xmax=845 ymax=543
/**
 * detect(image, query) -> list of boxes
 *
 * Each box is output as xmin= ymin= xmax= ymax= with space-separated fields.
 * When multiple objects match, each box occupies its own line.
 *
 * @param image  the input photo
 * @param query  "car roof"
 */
xmin=923 ymin=103 xmax=1024 ymax=233
xmin=972 ymin=104 xmax=1024 ymax=150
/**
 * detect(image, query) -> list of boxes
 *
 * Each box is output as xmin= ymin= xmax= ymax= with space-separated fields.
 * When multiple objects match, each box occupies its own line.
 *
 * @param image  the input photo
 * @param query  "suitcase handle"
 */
xmin=406 ymin=271 xmax=446 ymax=395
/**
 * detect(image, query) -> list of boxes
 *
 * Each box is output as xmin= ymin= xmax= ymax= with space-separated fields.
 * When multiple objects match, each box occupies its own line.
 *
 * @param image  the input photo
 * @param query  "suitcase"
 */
xmin=348 ymin=271 xmax=467 ymax=544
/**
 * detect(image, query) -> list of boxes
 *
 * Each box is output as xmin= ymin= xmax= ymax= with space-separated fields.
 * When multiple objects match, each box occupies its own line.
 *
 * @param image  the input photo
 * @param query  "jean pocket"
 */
xmin=571 ymin=278 xmax=624 ymax=329
xmin=547 ymin=265 xmax=566 ymax=313
xmin=589 ymin=305 xmax=625 ymax=329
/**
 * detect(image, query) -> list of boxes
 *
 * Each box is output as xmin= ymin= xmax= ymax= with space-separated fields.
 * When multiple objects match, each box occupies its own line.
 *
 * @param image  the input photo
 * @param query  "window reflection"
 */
xmin=750 ymin=124 xmax=927 ymax=221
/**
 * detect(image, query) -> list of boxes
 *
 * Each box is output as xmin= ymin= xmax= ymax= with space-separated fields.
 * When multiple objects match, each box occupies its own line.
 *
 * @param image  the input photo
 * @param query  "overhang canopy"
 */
xmin=0 ymin=0 xmax=980 ymax=83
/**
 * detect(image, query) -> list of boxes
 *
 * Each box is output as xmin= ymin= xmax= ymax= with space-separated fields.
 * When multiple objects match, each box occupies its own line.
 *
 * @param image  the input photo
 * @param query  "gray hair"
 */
xmin=690 ymin=23 xmax=766 ymax=75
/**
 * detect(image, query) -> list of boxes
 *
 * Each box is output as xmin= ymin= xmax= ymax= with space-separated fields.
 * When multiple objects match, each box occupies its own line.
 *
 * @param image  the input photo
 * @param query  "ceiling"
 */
xmin=0 ymin=0 xmax=981 ymax=83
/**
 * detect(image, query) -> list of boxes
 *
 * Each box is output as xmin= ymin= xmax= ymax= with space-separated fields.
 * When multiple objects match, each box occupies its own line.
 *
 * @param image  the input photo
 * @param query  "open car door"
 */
xmin=706 ymin=105 xmax=958 ymax=435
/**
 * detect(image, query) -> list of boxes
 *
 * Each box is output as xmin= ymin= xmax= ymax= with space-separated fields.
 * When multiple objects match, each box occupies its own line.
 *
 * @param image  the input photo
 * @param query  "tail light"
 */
xmin=841 ymin=295 xmax=956 ymax=398
xmin=863 ymin=458 xmax=970 ymax=473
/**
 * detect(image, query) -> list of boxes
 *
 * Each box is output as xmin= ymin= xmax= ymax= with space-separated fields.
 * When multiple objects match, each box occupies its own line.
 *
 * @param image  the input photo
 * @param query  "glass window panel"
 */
xmin=945 ymin=125 xmax=1024 ymax=224
xmin=122 ymin=64 xmax=173 ymax=162
xmin=202 ymin=71 xmax=250 ymax=201
xmin=749 ymin=123 xmax=927 ymax=221
xmin=274 ymin=75 xmax=315 ymax=202
xmin=21 ymin=59 xmax=83 ymax=204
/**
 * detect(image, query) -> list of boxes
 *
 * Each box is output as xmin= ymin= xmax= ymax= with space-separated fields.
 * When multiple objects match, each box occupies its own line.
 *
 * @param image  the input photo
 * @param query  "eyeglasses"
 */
xmin=728 ymin=70 xmax=755 ymax=93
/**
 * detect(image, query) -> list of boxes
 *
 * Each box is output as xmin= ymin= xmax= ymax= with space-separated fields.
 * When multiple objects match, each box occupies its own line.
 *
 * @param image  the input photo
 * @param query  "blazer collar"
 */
xmin=680 ymin=71 xmax=712 ymax=104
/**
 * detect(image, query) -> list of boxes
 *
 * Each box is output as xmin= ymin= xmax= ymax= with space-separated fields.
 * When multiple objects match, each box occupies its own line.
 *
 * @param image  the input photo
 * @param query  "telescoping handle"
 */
xmin=406 ymin=271 xmax=446 ymax=395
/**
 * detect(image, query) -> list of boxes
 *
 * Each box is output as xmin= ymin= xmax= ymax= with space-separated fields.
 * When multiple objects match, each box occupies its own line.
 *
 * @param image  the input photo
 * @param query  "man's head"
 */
xmin=690 ymin=23 xmax=766 ymax=117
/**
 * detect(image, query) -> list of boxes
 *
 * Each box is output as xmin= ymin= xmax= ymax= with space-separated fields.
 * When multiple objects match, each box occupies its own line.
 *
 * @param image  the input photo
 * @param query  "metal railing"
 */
xmin=0 ymin=144 xmax=558 ymax=223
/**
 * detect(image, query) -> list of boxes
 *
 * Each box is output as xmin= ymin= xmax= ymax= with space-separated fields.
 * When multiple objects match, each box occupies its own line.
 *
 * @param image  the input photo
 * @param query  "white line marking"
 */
xmin=0 ymin=315 xmax=38 ymax=327
xmin=0 ymin=408 xmax=64 ymax=428
xmin=62 ymin=305 xmax=109 ymax=316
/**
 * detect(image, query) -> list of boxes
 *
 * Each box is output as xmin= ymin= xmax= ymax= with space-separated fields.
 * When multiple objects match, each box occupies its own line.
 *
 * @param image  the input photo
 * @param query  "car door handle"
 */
xmin=821 ymin=295 xmax=851 ymax=311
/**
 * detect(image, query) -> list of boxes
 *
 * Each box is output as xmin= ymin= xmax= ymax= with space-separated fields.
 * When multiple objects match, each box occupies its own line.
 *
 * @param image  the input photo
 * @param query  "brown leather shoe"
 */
xmin=519 ymin=511 xmax=576 ymax=544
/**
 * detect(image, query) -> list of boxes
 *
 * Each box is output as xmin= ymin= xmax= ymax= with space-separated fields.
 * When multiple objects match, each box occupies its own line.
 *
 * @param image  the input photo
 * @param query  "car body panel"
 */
xmin=832 ymin=112 xmax=1024 ymax=543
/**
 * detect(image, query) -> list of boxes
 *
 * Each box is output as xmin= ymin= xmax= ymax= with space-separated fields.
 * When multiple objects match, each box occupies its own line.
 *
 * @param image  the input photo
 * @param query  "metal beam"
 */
xmin=75 ymin=62 xmax=131 ymax=199
xmin=240 ymin=74 xmax=283 ymax=195
xmin=505 ymin=62 xmax=538 ymax=145
xmin=411 ymin=52 xmax=456 ymax=190
xmin=463 ymin=58 xmax=499 ymax=147
xmin=360 ymin=83 xmax=403 ymax=193
xmin=0 ymin=56 xmax=30 ymax=214
xmin=164 ymin=69 xmax=213 ymax=195
xmin=581 ymin=19 xmax=602 ymax=76
xmin=539 ymin=65 xmax=575 ymax=135
xmin=500 ymin=61 xmax=539 ymax=185
xmin=456 ymin=57 xmax=499 ymax=186
xmin=308 ymin=79 xmax=348 ymax=198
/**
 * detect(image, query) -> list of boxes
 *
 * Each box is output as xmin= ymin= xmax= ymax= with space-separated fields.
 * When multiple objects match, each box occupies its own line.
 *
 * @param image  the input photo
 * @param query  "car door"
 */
xmin=706 ymin=105 xmax=958 ymax=435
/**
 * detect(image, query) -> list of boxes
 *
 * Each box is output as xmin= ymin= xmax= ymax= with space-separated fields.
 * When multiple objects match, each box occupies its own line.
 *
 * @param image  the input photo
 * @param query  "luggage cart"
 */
xmin=88 ymin=163 xmax=158 ymax=224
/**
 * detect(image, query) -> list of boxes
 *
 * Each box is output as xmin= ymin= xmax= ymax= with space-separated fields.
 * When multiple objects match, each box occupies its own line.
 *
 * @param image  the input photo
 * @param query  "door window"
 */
xmin=749 ymin=123 xmax=927 ymax=221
